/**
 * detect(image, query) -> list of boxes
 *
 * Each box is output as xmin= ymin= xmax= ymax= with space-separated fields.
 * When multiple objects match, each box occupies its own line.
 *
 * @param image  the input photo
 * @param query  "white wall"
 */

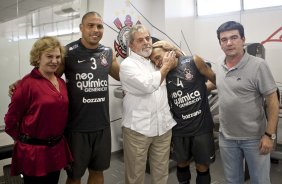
xmin=164 ymin=3 xmax=282 ymax=85
xmin=165 ymin=0 xmax=195 ymax=54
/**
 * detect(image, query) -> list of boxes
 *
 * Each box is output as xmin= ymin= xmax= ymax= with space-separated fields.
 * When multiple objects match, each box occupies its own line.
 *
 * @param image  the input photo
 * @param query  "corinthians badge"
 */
xmin=113 ymin=15 xmax=141 ymax=58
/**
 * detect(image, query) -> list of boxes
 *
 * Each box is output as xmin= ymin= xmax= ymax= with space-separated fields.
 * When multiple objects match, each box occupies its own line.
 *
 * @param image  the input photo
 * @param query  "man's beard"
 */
xmin=138 ymin=47 xmax=152 ymax=58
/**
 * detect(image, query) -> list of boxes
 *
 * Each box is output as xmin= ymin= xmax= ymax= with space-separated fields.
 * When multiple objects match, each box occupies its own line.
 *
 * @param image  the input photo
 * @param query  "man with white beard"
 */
xmin=119 ymin=24 xmax=177 ymax=184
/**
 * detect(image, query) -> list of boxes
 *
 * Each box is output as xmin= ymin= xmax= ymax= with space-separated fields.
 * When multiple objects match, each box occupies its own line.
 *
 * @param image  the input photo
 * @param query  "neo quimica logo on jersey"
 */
xmin=172 ymin=90 xmax=202 ymax=108
xmin=76 ymin=73 xmax=108 ymax=92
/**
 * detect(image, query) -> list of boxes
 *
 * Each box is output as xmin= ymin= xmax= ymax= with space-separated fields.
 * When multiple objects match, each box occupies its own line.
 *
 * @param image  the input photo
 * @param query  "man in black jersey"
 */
xmin=150 ymin=40 xmax=216 ymax=184
xmin=9 ymin=12 xmax=120 ymax=184
xmin=59 ymin=12 xmax=120 ymax=184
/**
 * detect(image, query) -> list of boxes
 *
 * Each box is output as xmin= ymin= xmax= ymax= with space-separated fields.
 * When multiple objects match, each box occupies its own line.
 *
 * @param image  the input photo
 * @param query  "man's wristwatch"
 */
xmin=264 ymin=132 xmax=276 ymax=140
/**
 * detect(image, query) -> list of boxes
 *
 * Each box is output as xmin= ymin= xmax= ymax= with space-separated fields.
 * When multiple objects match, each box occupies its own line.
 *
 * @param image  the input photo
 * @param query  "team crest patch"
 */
xmin=113 ymin=15 xmax=141 ymax=58
xmin=184 ymin=67 xmax=193 ymax=80
xmin=100 ymin=53 xmax=108 ymax=66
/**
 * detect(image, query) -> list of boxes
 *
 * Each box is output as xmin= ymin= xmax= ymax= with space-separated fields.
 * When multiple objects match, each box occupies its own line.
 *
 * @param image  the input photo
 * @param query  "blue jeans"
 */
xmin=219 ymin=132 xmax=271 ymax=184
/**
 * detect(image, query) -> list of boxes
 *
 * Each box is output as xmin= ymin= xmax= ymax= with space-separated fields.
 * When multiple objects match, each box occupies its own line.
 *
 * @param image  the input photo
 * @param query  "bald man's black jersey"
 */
xmin=64 ymin=39 xmax=113 ymax=132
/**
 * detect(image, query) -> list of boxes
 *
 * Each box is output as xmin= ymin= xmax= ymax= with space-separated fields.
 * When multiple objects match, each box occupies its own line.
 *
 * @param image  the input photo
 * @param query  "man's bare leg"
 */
xmin=88 ymin=170 xmax=104 ymax=184
xmin=66 ymin=178 xmax=81 ymax=184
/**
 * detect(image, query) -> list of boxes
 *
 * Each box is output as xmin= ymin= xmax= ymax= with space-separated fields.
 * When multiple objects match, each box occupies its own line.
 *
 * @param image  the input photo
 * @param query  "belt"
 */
xmin=19 ymin=134 xmax=63 ymax=147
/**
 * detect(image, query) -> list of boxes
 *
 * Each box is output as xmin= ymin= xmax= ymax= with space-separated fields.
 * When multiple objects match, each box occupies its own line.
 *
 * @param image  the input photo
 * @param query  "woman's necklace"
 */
xmin=51 ymin=78 xmax=60 ymax=91
xmin=38 ymin=69 xmax=60 ymax=91
xmin=51 ymin=79 xmax=57 ymax=87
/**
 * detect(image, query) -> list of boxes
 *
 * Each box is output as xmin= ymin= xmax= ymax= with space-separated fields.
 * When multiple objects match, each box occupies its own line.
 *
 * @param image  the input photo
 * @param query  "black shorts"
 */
xmin=171 ymin=132 xmax=215 ymax=164
xmin=65 ymin=128 xmax=111 ymax=179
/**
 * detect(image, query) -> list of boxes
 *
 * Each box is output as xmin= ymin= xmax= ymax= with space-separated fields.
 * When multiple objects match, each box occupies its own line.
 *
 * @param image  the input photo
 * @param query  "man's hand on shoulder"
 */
xmin=8 ymin=80 xmax=20 ymax=97
xmin=161 ymin=51 xmax=177 ymax=71
xmin=159 ymin=51 xmax=177 ymax=84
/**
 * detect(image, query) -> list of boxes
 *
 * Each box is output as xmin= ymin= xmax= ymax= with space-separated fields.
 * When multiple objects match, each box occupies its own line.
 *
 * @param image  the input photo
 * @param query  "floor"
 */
xmin=0 ymin=148 xmax=282 ymax=184
xmin=57 ymin=150 xmax=281 ymax=184
xmin=61 ymin=117 xmax=281 ymax=184
xmin=1 ymin=118 xmax=282 ymax=184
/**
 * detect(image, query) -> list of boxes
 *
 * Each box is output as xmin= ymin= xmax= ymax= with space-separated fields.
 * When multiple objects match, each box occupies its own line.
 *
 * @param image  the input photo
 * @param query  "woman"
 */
xmin=4 ymin=36 xmax=73 ymax=184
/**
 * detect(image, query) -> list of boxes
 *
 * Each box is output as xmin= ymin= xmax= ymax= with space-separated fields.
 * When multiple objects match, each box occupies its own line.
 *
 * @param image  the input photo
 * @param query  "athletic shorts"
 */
xmin=171 ymin=132 xmax=215 ymax=164
xmin=65 ymin=127 xmax=111 ymax=179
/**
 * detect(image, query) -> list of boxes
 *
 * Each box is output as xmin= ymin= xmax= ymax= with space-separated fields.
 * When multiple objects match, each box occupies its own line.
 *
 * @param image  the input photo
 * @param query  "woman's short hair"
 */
xmin=30 ymin=36 xmax=65 ymax=67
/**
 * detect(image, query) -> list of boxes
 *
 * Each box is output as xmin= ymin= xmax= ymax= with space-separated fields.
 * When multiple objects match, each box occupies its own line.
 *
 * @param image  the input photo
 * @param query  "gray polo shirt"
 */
xmin=216 ymin=51 xmax=277 ymax=140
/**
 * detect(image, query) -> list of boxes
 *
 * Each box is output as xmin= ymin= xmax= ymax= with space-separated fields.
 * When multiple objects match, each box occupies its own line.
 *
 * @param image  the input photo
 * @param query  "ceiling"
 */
xmin=0 ymin=0 xmax=75 ymax=23
xmin=0 ymin=0 xmax=80 ymax=39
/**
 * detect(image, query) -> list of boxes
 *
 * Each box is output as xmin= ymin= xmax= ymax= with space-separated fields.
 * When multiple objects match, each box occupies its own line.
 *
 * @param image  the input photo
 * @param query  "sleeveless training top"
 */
xmin=166 ymin=56 xmax=213 ymax=136
xmin=64 ymin=39 xmax=112 ymax=132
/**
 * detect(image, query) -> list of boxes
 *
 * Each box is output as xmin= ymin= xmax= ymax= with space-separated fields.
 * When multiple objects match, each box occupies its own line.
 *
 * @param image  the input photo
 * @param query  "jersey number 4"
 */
xmin=176 ymin=78 xmax=184 ymax=88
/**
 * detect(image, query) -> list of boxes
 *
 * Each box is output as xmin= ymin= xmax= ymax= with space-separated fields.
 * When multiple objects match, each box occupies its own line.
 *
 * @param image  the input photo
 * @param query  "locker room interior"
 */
xmin=0 ymin=0 xmax=282 ymax=183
